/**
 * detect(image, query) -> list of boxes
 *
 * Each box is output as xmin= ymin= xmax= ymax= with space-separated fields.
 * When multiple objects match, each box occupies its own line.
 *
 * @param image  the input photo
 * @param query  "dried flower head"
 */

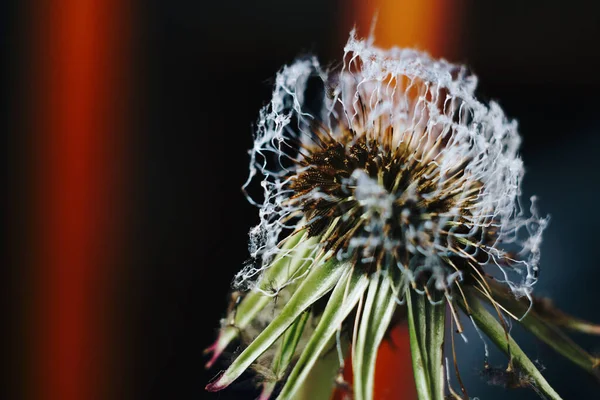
xmin=205 ymin=32 xmax=600 ymax=400
xmin=236 ymin=32 xmax=545 ymax=300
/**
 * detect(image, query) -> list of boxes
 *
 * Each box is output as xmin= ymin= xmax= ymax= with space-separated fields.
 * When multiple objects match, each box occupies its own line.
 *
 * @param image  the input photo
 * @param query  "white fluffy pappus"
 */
xmin=236 ymin=31 xmax=548 ymax=305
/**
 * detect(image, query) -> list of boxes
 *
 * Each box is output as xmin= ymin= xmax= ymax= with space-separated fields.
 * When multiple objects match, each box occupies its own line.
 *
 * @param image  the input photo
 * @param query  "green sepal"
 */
xmin=292 ymin=334 xmax=348 ymax=400
xmin=459 ymin=288 xmax=562 ymax=400
xmin=352 ymin=270 xmax=400 ymax=400
xmin=277 ymin=266 xmax=370 ymax=399
xmin=259 ymin=310 xmax=310 ymax=399
xmin=485 ymin=279 xmax=600 ymax=377
xmin=205 ymin=232 xmax=317 ymax=368
xmin=206 ymin=257 xmax=345 ymax=391
xmin=406 ymin=289 xmax=446 ymax=400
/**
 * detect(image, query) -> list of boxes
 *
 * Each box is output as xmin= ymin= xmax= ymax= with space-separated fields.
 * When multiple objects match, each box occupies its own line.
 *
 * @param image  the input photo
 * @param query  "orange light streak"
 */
xmin=347 ymin=0 xmax=461 ymax=59
xmin=32 ymin=1 xmax=127 ymax=399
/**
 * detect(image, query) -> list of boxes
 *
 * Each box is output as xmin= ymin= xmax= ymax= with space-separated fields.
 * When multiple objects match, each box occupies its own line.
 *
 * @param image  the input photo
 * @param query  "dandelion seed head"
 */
xmin=236 ymin=31 xmax=548 ymax=298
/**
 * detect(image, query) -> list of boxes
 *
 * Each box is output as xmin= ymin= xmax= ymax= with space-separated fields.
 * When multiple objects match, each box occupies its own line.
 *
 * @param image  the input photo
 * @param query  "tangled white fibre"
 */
xmin=235 ymin=31 xmax=548 ymax=303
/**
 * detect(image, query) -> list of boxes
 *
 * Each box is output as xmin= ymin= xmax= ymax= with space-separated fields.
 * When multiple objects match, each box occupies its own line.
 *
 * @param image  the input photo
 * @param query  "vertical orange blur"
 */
xmin=346 ymin=0 xmax=462 ymax=59
xmin=32 ymin=1 xmax=127 ymax=399
xmin=338 ymin=1 xmax=462 ymax=399
xmin=372 ymin=325 xmax=417 ymax=400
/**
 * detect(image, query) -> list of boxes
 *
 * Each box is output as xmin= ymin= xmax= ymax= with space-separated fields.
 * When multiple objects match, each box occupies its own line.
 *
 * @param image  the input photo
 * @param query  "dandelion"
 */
xmin=205 ymin=31 xmax=600 ymax=399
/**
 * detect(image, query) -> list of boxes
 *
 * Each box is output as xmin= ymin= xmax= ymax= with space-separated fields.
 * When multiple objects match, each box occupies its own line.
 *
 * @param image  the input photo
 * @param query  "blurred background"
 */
xmin=5 ymin=1 xmax=600 ymax=399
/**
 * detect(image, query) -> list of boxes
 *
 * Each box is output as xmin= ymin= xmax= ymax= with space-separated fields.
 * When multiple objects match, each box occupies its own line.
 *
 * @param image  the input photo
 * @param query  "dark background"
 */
xmin=6 ymin=1 xmax=600 ymax=399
